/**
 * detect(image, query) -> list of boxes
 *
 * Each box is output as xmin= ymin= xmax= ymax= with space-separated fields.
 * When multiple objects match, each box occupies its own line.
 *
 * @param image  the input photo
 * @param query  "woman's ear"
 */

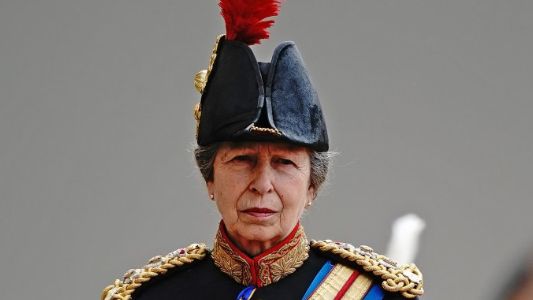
xmin=207 ymin=181 xmax=214 ymax=198
xmin=307 ymin=185 xmax=316 ymax=201
xmin=306 ymin=185 xmax=316 ymax=207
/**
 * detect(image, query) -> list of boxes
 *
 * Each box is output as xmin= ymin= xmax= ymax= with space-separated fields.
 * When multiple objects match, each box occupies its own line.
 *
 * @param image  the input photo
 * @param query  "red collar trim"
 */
xmin=212 ymin=221 xmax=309 ymax=287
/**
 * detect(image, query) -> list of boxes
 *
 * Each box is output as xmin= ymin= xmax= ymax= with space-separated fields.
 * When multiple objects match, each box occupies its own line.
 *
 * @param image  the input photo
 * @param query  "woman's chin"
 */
xmin=233 ymin=223 xmax=281 ymax=245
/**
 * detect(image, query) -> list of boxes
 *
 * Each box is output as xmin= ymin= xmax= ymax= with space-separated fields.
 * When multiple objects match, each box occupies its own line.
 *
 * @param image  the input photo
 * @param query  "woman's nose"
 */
xmin=249 ymin=163 xmax=274 ymax=194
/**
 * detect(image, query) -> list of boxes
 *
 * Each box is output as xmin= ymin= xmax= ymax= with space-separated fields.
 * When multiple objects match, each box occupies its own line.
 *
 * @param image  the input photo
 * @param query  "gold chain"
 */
xmin=101 ymin=244 xmax=208 ymax=300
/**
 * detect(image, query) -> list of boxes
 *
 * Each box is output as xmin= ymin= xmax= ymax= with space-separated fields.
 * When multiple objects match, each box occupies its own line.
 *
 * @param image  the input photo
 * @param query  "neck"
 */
xmin=220 ymin=222 xmax=299 ymax=257
xmin=228 ymin=232 xmax=281 ymax=257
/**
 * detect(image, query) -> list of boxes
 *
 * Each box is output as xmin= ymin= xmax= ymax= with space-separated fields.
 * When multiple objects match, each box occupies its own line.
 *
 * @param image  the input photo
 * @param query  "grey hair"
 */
xmin=193 ymin=143 xmax=334 ymax=192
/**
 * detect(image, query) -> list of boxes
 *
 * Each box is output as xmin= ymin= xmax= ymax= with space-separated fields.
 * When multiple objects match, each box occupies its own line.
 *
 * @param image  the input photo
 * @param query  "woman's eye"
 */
xmin=232 ymin=155 xmax=252 ymax=162
xmin=276 ymin=158 xmax=295 ymax=166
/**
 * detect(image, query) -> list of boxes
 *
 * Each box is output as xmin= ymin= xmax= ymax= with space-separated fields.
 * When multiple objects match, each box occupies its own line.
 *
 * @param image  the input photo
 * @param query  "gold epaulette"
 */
xmin=101 ymin=243 xmax=208 ymax=300
xmin=310 ymin=240 xmax=424 ymax=299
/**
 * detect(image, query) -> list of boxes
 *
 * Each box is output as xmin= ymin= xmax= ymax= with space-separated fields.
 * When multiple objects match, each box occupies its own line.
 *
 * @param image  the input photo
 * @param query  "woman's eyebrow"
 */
xmin=225 ymin=142 xmax=256 ymax=151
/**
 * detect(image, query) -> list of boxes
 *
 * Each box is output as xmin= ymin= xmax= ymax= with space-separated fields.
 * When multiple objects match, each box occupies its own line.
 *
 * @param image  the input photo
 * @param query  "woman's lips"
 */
xmin=242 ymin=207 xmax=276 ymax=218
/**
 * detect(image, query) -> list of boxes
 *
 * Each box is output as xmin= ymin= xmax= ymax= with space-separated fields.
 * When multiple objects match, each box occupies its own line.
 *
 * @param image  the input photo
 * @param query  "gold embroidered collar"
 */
xmin=211 ymin=222 xmax=309 ymax=287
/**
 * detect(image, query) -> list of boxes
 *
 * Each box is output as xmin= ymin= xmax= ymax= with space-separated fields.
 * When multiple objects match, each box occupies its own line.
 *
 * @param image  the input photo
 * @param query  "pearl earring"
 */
xmin=209 ymin=194 xmax=214 ymax=200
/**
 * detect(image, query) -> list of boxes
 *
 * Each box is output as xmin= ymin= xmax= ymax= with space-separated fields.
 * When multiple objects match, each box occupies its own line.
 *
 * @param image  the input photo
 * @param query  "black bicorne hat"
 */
xmin=193 ymin=0 xmax=328 ymax=151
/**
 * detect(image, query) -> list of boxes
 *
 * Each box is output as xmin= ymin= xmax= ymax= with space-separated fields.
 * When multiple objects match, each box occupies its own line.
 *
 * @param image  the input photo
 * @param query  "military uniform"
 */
xmin=102 ymin=223 xmax=423 ymax=300
xmin=102 ymin=1 xmax=425 ymax=298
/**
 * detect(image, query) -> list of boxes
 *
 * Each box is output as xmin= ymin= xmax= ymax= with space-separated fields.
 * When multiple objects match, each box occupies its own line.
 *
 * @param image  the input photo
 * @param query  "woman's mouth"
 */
xmin=241 ymin=207 xmax=276 ymax=218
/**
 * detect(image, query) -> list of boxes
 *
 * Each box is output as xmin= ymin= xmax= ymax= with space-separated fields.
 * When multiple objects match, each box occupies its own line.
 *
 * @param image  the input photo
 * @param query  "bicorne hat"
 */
xmin=193 ymin=0 xmax=328 ymax=151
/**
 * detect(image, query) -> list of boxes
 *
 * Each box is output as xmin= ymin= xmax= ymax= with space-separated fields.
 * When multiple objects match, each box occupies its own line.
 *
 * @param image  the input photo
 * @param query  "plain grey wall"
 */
xmin=1 ymin=0 xmax=532 ymax=299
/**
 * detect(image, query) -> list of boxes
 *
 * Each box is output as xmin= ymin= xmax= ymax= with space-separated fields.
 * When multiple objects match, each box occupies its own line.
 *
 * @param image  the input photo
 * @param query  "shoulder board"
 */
xmin=310 ymin=240 xmax=424 ymax=299
xmin=101 ymin=243 xmax=208 ymax=300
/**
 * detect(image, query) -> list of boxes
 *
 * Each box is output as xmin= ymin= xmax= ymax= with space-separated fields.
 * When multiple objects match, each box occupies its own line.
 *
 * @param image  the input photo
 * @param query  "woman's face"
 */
xmin=207 ymin=142 xmax=314 ymax=250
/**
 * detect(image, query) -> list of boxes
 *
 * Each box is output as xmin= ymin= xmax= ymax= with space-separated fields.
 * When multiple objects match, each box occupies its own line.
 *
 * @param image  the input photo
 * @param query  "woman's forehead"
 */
xmin=221 ymin=141 xmax=309 ymax=154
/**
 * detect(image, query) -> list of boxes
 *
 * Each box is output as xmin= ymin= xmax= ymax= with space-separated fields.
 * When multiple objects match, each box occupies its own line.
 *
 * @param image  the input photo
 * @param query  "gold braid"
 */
xmin=310 ymin=240 xmax=424 ymax=299
xmin=101 ymin=243 xmax=208 ymax=300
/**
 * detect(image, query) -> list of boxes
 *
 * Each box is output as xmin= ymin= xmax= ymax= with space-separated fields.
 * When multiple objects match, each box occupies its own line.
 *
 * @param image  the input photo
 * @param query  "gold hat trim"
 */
xmin=193 ymin=35 xmax=224 ymax=137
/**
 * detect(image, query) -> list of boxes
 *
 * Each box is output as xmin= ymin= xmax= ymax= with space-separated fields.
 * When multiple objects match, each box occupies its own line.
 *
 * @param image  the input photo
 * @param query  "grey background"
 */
xmin=1 ymin=0 xmax=532 ymax=299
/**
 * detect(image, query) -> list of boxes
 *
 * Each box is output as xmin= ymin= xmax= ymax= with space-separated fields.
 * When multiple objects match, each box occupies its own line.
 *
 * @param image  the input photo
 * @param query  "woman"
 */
xmin=101 ymin=1 xmax=423 ymax=299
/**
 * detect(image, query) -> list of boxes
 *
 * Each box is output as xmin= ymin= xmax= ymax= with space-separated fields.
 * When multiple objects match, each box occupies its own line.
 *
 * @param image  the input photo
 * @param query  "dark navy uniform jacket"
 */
xmin=102 ymin=224 xmax=423 ymax=300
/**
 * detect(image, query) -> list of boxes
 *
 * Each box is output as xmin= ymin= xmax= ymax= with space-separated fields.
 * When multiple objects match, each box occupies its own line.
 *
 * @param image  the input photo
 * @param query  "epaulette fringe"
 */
xmin=101 ymin=243 xmax=208 ymax=300
xmin=310 ymin=240 xmax=424 ymax=299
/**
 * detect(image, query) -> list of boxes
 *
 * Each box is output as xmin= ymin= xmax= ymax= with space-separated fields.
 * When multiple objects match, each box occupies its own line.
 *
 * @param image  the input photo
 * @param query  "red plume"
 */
xmin=219 ymin=0 xmax=281 ymax=45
